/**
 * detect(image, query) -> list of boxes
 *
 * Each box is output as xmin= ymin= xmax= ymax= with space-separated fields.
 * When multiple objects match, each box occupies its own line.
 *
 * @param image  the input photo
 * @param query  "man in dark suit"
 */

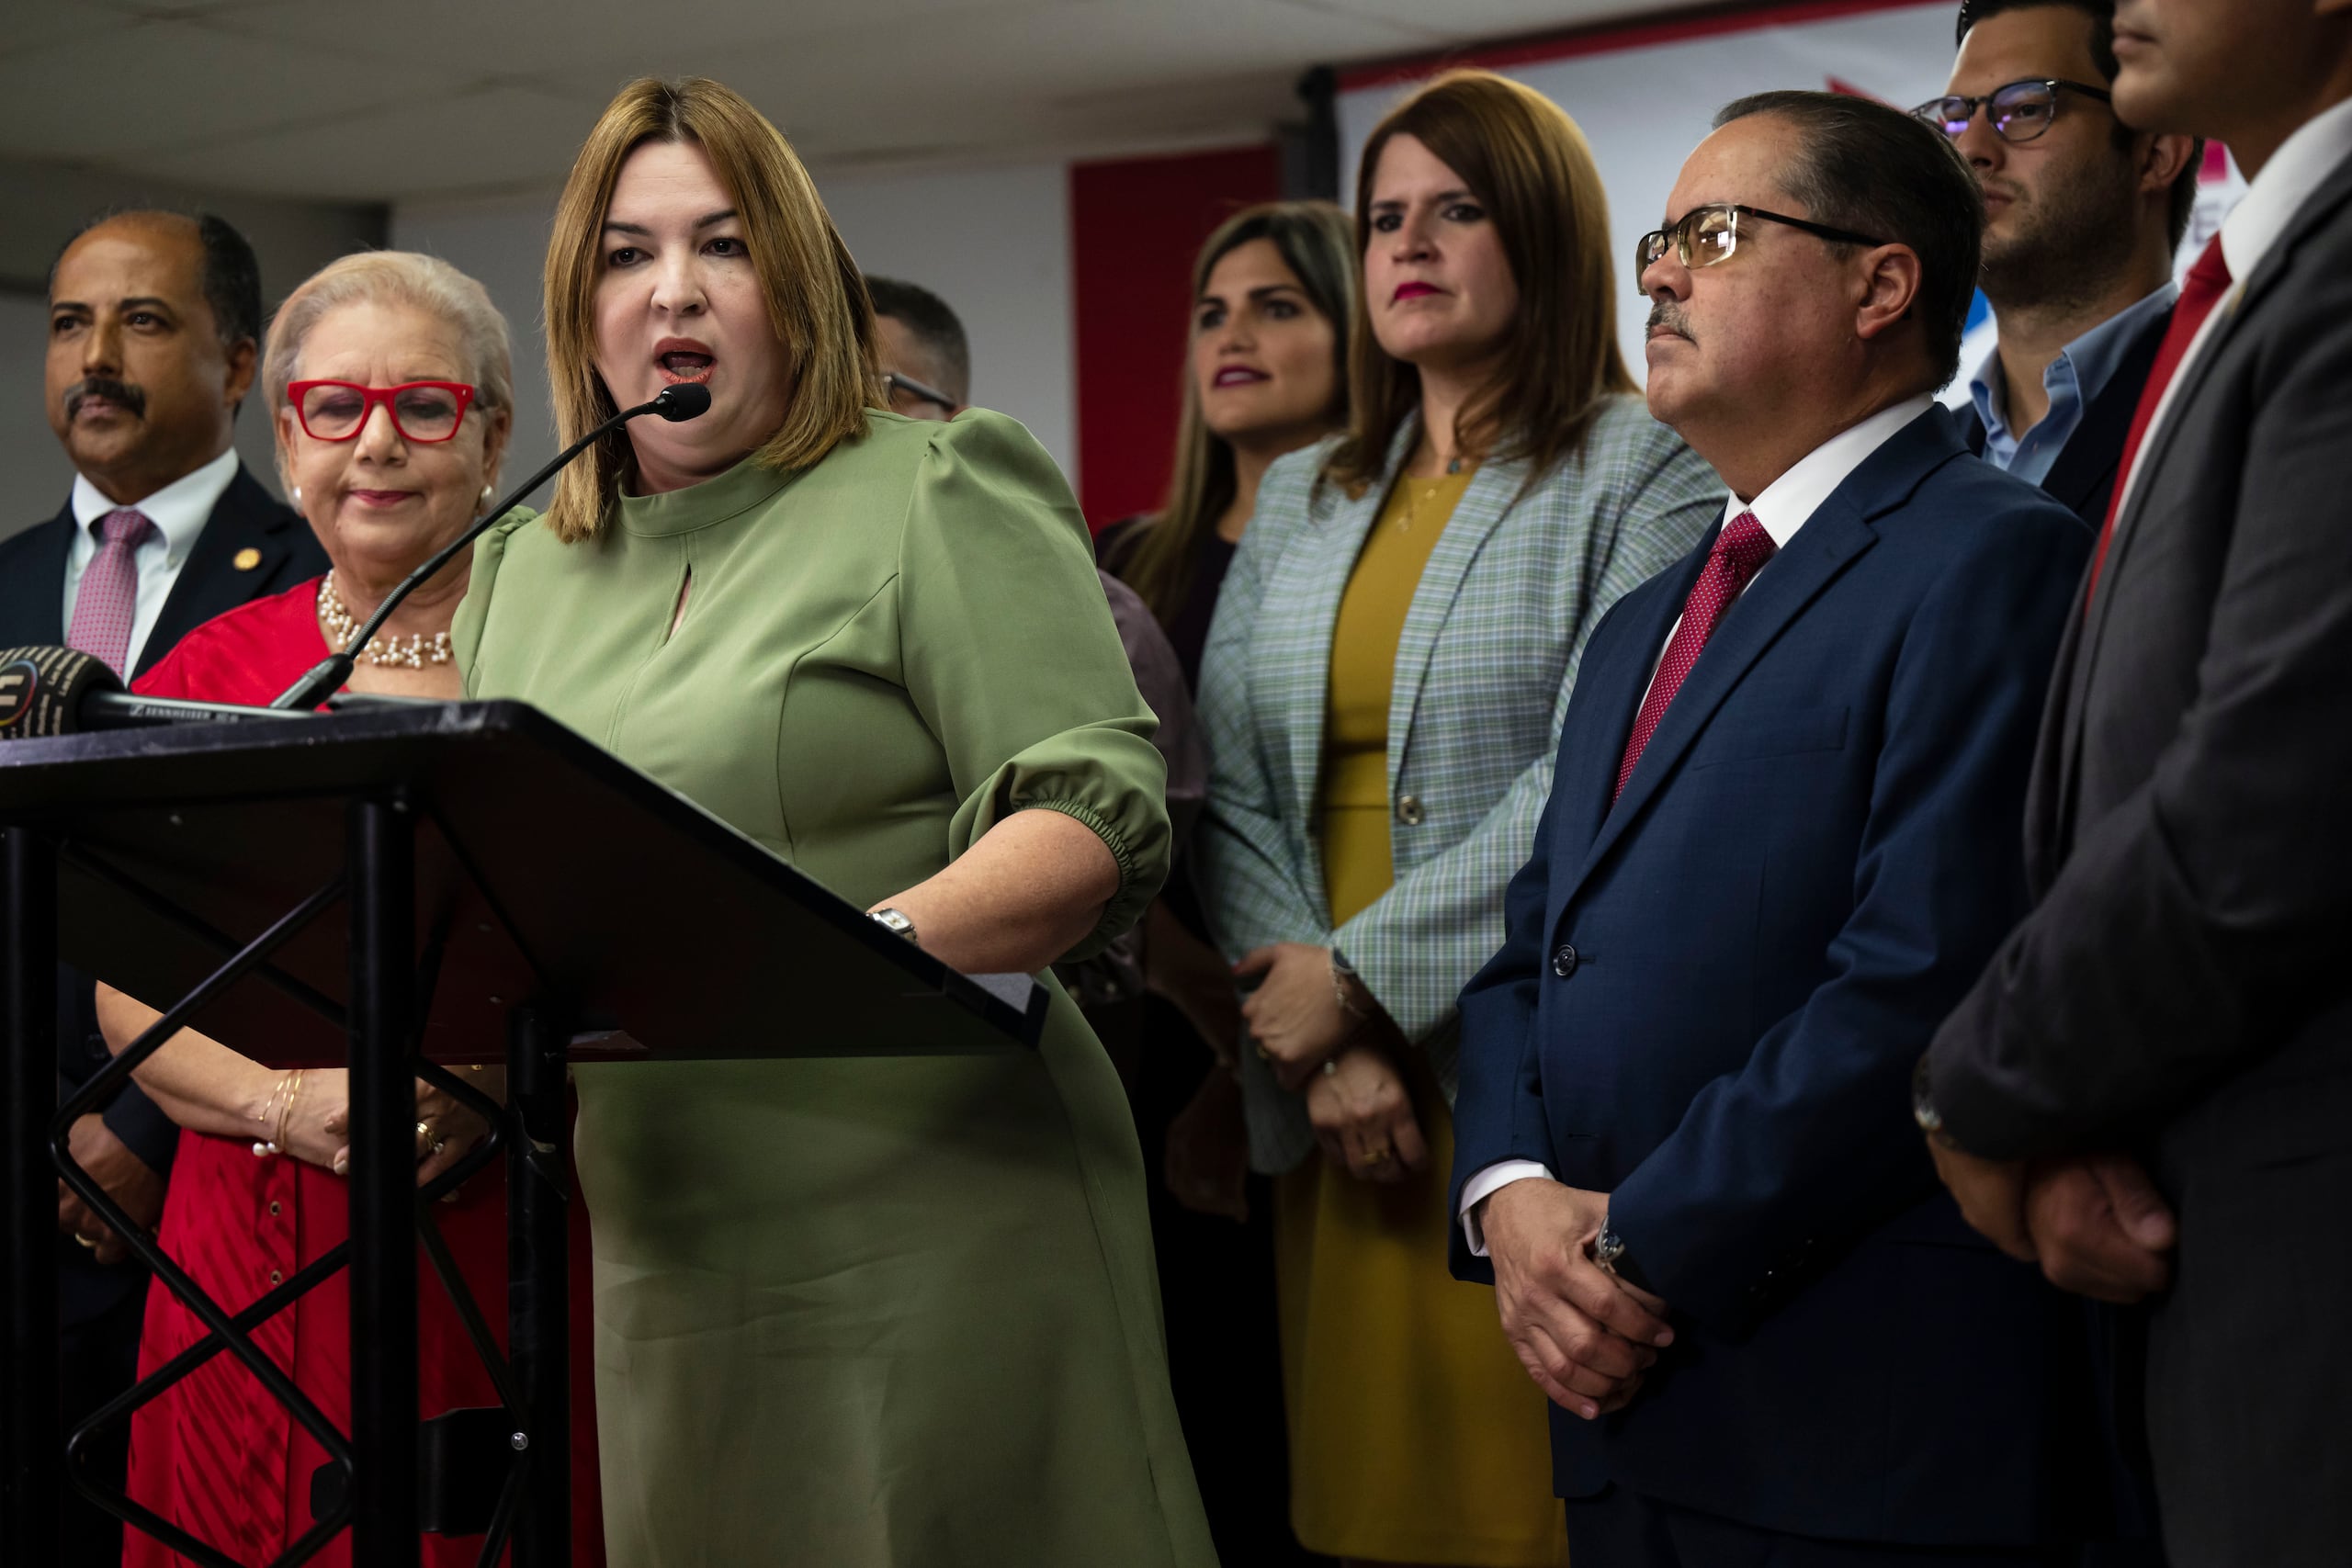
xmin=1924 ymin=0 xmax=2200 ymax=525
xmin=1923 ymin=2 xmax=2352 ymax=1562
xmin=0 ymin=209 xmax=323 ymax=1567
xmin=1448 ymin=92 xmax=2103 ymax=1564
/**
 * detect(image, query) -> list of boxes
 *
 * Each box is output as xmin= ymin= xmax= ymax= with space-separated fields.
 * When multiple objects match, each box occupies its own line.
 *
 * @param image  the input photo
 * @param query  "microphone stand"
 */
xmin=269 ymin=383 xmax=711 ymax=711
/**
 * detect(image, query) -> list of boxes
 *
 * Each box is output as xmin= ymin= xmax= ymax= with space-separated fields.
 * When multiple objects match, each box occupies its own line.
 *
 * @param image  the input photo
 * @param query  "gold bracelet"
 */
xmin=252 ymin=1072 xmax=289 ymax=1158
xmin=274 ymin=1068 xmax=306 ymax=1156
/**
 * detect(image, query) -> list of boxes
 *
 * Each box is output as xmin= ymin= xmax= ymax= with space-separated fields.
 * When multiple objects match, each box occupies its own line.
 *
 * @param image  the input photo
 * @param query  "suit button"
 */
xmin=1552 ymin=944 xmax=1578 ymax=978
xmin=1396 ymin=793 xmax=1424 ymax=827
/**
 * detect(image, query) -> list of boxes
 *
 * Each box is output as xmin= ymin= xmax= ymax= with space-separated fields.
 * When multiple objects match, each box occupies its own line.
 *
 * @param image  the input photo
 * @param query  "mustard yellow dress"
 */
xmin=1275 ymin=468 xmax=1568 ymax=1565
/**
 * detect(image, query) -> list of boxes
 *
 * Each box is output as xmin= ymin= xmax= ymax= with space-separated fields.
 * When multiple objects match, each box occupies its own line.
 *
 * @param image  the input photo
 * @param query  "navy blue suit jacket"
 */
xmin=1 ymin=461 xmax=322 ymax=1323
xmin=1449 ymin=409 xmax=2106 ymax=1547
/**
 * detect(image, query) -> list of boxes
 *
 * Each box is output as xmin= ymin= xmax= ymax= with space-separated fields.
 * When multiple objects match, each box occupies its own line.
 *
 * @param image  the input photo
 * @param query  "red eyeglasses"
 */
xmin=287 ymin=380 xmax=478 ymax=444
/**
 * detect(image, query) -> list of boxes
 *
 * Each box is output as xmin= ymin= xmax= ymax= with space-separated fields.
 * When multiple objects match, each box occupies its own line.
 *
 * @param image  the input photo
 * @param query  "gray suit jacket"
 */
xmin=1927 ymin=153 xmax=2352 ymax=1566
xmin=1197 ymin=396 xmax=1720 ymax=1171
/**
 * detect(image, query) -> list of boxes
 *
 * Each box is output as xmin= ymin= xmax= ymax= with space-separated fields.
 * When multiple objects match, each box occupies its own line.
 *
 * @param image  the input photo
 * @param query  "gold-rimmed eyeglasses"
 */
xmin=1634 ymin=203 xmax=1888 ymax=286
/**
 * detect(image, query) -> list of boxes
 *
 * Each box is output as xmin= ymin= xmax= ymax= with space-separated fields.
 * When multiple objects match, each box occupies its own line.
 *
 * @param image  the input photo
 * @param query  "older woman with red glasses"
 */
xmin=93 ymin=250 xmax=605 ymax=1567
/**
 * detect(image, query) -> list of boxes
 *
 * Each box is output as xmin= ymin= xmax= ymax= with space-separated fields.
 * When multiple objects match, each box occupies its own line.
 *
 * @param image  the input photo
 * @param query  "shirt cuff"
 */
xmin=1459 ymin=1160 xmax=1556 ymax=1257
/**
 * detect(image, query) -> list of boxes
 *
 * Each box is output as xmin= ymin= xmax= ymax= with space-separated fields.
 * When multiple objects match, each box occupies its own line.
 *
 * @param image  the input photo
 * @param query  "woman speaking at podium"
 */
xmin=453 ymin=78 xmax=1214 ymax=1567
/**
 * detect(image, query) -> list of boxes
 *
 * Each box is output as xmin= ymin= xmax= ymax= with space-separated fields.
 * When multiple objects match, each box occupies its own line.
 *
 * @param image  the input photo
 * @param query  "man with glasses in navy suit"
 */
xmin=1449 ymin=92 xmax=2115 ymax=1565
xmin=0 ymin=208 xmax=323 ymax=1568
xmin=1921 ymin=0 xmax=2201 ymax=525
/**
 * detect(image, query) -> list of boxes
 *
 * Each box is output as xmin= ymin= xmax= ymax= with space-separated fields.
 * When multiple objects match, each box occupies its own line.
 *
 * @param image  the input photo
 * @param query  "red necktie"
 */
xmin=66 ymin=507 xmax=157 ymax=676
xmin=1614 ymin=511 xmax=1777 ymax=802
xmin=2086 ymin=236 xmax=2233 ymax=604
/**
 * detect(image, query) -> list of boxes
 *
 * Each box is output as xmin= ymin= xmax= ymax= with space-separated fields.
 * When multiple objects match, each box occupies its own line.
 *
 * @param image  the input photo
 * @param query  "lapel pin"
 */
xmin=232 ymin=547 xmax=262 ymax=572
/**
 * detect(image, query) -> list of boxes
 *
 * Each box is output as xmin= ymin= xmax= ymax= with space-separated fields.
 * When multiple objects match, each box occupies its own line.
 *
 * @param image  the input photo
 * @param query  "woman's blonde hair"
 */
xmin=542 ymin=76 xmax=876 ymax=542
xmin=261 ymin=249 xmax=514 ymax=489
xmin=1114 ymin=200 xmax=1355 ymax=628
xmin=1326 ymin=70 xmax=1633 ymax=496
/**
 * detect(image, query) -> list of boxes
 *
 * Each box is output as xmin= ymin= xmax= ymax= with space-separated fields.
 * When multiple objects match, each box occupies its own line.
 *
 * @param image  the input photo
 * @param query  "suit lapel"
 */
xmin=139 ymin=466 xmax=303 ymax=677
xmin=1385 ymin=451 xmax=1527 ymax=796
xmin=2040 ymin=301 xmax=2171 ymax=523
xmin=1276 ymin=424 xmax=1409 ymax=843
xmin=1552 ymin=539 xmax=1706 ymax=872
xmin=2061 ymin=156 xmax=2352 ymax=819
xmin=1564 ymin=501 xmax=1879 ymax=901
xmin=0 ymin=505 xmax=75 ymax=647
xmin=2021 ymin=602 xmax=2086 ymax=893
xmin=1556 ymin=411 xmax=1961 ymax=905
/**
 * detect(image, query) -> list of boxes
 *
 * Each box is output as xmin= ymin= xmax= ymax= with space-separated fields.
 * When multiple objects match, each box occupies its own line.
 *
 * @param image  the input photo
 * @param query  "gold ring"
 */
xmin=1363 ymin=1146 xmax=1390 ymax=1166
xmin=1255 ymin=1044 xmax=1272 ymax=1062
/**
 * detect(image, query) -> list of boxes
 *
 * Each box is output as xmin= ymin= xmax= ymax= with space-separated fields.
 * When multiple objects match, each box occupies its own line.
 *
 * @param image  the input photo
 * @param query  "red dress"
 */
xmin=122 ymin=580 xmax=604 ymax=1567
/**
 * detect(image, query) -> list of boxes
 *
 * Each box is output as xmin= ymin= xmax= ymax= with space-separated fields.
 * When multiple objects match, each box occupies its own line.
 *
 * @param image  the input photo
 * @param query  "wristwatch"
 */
xmin=870 ymin=907 xmax=919 ymax=945
xmin=1911 ymin=1055 xmax=1958 ymax=1150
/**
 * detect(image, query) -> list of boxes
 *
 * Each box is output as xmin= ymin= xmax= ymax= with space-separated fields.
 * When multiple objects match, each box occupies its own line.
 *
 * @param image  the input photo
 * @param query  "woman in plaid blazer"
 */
xmin=1195 ymin=72 xmax=1719 ymax=1565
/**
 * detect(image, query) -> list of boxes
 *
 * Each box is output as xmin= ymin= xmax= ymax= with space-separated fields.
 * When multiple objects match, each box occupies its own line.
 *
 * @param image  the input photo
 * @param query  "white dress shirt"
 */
xmin=62 ymin=446 xmax=241 ymax=676
xmin=1459 ymin=394 xmax=1937 ymax=1256
xmin=2109 ymin=95 xmax=2352 ymax=524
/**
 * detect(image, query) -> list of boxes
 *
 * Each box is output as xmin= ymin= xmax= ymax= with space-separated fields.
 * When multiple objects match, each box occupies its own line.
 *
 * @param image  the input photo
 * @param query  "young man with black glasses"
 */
xmin=1917 ymin=0 xmax=2199 ymax=525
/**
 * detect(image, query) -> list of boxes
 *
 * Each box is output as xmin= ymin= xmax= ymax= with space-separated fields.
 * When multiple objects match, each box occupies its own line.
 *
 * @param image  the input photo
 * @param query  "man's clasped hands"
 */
xmin=1478 ymin=1179 xmax=1675 ymax=1421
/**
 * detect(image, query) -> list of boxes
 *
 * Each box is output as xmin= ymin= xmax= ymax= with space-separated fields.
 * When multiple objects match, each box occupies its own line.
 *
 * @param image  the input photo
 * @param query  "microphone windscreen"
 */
xmin=0 ymin=646 xmax=122 ymax=740
xmin=654 ymin=383 xmax=712 ymax=421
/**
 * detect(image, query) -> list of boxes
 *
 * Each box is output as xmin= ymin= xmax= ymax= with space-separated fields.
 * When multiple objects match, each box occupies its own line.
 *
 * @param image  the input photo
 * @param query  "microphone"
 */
xmin=268 ymin=381 xmax=713 ymax=710
xmin=0 ymin=645 xmax=301 ymax=741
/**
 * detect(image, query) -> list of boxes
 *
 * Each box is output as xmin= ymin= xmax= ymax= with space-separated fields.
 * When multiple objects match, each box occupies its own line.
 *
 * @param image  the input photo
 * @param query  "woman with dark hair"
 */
xmin=1097 ymin=198 xmax=1354 ymax=1563
xmin=1195 ymin=71 xmax=1720 ymax=1566
xmin=1100 ymin=199 xmax=1356 ymax=686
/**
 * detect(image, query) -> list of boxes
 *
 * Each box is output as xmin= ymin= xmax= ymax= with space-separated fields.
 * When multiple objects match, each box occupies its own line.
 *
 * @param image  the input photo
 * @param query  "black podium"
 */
xmin=1 ymin=701 xmax=1046 ymax=1567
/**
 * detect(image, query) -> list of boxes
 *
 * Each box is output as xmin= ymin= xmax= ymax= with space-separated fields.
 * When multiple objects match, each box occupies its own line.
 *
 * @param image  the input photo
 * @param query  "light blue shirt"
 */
xmin=1968 ymin=282 xmax=2178 ymax=484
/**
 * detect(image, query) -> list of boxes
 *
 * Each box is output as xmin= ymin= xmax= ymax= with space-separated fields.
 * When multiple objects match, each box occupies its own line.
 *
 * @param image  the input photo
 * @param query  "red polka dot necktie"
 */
xmin=66 ymin=507 xmax=157 ymax=676
xmin=1613 ymin=511 xmax=1777 ymax=803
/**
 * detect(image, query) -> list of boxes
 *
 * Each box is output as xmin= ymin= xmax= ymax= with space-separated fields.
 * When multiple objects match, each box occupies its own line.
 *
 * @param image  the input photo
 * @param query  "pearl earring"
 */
xmin=481 ymin=483 xmax=493 ymax=500
xmin=291 ymin=485 xmax=301 ymax=503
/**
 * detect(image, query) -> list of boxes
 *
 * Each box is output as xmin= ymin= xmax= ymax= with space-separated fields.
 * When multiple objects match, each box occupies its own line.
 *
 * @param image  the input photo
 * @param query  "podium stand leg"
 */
xmin=349 ymin=799 xmax=419 ymax=1568
xmin=508 ymin=1008 xmax=571 ymax=1568
xmin=3 ymin=829 xmax=59 ymax=1565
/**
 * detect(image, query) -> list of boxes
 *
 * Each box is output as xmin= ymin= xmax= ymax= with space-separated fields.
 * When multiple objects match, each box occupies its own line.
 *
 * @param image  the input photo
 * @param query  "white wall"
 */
xmin=391 ymin=159 xmax=1076 ymax=507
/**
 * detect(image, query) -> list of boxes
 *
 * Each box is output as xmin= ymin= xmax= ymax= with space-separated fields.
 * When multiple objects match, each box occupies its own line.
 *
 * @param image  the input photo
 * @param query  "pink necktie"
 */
xmin=1614 ymin=511 xmax=1777 ymax=802
xmin=67 ymin=508 xmax=157 ymax=676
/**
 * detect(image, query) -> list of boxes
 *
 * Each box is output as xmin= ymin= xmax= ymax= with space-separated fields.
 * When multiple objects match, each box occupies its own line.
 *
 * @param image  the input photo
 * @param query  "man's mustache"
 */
xmin=63 ymin=377 xmax=146 ymax=419
xmin=1646 ymin=302 xmax=1693 ymax=342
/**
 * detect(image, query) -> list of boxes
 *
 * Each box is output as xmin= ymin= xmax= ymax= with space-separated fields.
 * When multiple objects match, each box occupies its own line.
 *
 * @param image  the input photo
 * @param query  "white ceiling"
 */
xmin=1 ymin=0 xmax=1707 ymax=203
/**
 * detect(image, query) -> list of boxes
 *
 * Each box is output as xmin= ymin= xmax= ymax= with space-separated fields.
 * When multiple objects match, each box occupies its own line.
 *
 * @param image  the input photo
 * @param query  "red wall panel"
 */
xmin=1070 ymin=142 xmax=1283 ymax=529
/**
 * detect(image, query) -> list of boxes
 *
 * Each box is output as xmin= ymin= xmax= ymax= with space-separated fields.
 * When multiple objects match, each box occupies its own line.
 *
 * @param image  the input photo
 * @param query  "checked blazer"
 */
xmin=1196 ymin=394 xmax=1720 ymax=1171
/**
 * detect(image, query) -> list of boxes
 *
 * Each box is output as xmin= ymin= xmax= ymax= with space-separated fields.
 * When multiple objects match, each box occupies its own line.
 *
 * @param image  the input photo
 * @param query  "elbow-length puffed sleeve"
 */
xmin=895 ymin=412 xmax=1171 ymax=959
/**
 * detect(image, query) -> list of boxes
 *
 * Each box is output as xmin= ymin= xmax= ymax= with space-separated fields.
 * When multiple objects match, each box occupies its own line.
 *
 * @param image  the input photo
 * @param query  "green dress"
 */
xmin=452 ymin=409 xmax=1216 ymax=1567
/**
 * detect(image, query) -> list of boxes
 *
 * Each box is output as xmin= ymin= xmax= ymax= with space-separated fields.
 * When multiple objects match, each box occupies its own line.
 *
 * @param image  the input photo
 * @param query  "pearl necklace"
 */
xmin=316 ymin=570 xmax=452 ymax=668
